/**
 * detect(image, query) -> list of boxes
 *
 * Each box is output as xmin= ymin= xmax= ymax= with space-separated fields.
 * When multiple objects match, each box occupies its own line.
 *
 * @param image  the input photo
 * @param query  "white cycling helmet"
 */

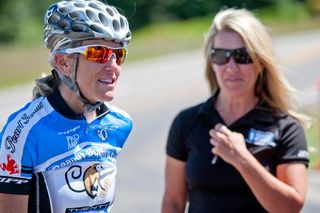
xmin=44 ymin=0 xmax=131 ymax=50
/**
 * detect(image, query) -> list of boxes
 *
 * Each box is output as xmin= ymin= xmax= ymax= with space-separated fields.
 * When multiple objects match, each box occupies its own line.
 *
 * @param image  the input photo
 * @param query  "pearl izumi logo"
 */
xmin=97 ymin=129 xmax=108 ymax=141
xmin=5 ymin=102 xmax=44 ymax=153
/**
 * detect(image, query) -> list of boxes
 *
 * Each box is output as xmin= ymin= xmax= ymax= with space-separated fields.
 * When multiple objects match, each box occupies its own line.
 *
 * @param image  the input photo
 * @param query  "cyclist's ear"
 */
xmin=54 ymin=53 xmax=73 ymax=77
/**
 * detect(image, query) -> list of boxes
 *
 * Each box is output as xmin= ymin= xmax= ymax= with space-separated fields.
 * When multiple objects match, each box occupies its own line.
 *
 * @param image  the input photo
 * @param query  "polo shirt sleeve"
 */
xmin=276 ymin=117 xmax=309 ymax=166
xmin=166 ymin=112 xmax=188 ymax=161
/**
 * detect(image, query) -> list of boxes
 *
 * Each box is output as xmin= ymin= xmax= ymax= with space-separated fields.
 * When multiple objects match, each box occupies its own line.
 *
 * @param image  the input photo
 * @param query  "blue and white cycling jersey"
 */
xmin=0 ymin=90 xmax=132 ymax=213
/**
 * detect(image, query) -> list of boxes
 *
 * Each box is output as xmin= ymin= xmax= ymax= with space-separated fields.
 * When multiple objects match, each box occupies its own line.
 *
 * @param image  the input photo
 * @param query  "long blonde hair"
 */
xmin=204 ymin=8 xmax=308 ymax=125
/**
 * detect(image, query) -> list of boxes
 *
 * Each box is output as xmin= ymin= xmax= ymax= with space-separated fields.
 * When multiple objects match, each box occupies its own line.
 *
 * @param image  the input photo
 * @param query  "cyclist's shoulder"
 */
xmin=106 ymin=103 xmax=131 ymax=119
xmin=2 ymin=97 xmax=55 ymax=131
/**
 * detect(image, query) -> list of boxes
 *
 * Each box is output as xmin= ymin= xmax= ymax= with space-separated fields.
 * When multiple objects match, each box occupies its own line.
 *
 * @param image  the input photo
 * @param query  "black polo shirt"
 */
xmin=166 ymin=95 xmax=309 ymax=213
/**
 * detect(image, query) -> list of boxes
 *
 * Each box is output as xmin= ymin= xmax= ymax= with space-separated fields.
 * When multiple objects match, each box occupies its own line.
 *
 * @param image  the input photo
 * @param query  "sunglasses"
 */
xmin=210 ymin=47 xmax=253 ymax=65
xmin=57 ymin=45 xmax=127 ymax=65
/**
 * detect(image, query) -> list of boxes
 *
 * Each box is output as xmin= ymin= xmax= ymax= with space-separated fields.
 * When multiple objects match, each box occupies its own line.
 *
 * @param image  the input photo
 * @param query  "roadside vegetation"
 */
xmin=1 ymin=2 xmax=320 ymax=88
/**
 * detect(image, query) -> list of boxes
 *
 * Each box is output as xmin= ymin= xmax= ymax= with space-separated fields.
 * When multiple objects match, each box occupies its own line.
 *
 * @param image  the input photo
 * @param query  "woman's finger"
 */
xmin=214 ymin=123 xmax=231 ymax=135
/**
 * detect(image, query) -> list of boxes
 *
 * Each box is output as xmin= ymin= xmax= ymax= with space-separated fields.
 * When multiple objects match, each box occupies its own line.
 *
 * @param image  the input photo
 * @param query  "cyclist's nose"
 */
xmin=107 ymin=53 xmax=118 ymax=65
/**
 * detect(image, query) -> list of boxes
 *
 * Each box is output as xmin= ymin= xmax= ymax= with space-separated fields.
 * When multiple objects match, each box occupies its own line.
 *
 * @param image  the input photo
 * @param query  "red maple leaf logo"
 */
xmin=0 ymin=154 xmax=20 ymax=175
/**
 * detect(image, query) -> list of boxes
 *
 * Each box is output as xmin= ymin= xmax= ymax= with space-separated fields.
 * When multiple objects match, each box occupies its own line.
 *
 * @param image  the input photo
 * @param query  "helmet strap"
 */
xmin=55 ymin=42 xmax=103 ymax=113
xmin=70 ymin=53 xmax=103 ymax=112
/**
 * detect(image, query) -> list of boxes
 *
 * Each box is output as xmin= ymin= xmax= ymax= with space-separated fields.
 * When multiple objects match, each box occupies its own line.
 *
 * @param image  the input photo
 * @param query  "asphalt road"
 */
xmin=0 ymin=30 xmax=320 ymax=212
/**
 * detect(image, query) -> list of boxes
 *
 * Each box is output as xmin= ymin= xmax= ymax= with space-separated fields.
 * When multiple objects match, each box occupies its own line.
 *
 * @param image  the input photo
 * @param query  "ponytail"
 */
xmin=32 ymin=70 xmax=61 ymax=99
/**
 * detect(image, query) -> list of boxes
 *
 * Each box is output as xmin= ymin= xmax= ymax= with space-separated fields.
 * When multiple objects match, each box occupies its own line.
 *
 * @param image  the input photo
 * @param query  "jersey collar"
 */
xmin=47 ymin=88 xmax=109 ymax=120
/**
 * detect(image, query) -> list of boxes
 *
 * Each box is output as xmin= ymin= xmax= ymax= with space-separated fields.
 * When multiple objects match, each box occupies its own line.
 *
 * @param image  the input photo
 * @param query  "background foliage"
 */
xmin=0 ymin=0 xmax=319 ymax=44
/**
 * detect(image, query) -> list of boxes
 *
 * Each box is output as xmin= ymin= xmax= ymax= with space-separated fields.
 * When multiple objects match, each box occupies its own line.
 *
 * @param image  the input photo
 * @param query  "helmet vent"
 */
xmin=90 ymin=24 xmax=104 ymax=34
xmin=106 ymin=8 xmax=115 ymax=16
xmin=112 ymin=20 xmax=120 ymax=32
xmin=58 ymin=20 xmax=70 ymax=30
xmin=48 ymin=13 xmax=60 ymax=24
xmin=86 ymin=10 xmax=98 ymax=22
xmin=120 ymin=17 xmax=125 ymax=28
xmin=99 ymin=13 xmax=109 ymax=26
xmin=88 ymin=2 xmax=101 ymax=11
xmin=74 ymin=2 xmax=86 ymax=8
xmin=69 ymin=11 xmax=82 ymax=21
xmin=126 ymin=31 xmax=131 ymax=39
xmin=72 ymin=24 xmax=86 ymax=32
xmin=58 ymin=6 xmax=72 ymax=14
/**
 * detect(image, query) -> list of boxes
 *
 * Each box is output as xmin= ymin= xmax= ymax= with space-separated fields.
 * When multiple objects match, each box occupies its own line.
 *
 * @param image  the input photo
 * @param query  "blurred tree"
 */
xmin=0 ymin=0 xmax=24 ymax=42
xmin=106 ymin=0 xmax=158 ymax=30
xmin=152 ymin=0 xmax=276 ymax=22
xmin=307 ymin=0 xmax=320 ymax=14
xmin=28 ymin=0 xmax=56 ymax=23
xmin=153 ymin=0 xmax=219 ymax=20
xmin=0 ymin=0 xmax=312 ymax=44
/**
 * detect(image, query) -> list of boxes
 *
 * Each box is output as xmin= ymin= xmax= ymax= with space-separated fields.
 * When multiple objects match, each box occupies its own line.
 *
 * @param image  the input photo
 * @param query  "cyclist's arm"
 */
xmin=0 ymin=193 xmax=28 ymax=213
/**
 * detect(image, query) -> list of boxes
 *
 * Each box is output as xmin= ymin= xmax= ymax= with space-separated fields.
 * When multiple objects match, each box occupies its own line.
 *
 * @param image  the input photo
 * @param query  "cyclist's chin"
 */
xmin=99 ymin=91 xmax=115 ymax=103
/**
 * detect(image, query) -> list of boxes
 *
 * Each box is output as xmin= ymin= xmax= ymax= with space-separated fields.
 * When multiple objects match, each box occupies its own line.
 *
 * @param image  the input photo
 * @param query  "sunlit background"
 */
xmin=0 ymin=0 xmax=320 ymax=212
xmin=1 ymin=0 xmax=320 ymax=87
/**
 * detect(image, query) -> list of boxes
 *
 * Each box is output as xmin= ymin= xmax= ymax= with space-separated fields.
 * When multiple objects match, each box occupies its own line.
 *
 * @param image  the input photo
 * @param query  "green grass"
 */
xmin=0 ymin=44 xmax=50 ymax=88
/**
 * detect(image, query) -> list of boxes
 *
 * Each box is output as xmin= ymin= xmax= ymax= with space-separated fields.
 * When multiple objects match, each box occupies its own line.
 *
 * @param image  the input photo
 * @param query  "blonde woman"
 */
xmin=162 ymin=8 xmax=309 ymax=213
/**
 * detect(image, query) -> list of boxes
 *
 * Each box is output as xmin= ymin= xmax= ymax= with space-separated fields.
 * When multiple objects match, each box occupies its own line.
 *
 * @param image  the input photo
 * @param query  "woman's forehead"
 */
xmin=213 ymin=31 xmax=245 ymax=48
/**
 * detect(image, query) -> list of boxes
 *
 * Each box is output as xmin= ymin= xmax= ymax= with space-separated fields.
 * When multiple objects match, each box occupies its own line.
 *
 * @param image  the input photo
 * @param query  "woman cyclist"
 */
xmin=0 ymin=0 xmax=132 ymax=212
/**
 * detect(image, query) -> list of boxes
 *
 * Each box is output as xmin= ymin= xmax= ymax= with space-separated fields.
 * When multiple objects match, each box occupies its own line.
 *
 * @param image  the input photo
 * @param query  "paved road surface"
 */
xmin=0 ymin=30 xmax=320 ymax=212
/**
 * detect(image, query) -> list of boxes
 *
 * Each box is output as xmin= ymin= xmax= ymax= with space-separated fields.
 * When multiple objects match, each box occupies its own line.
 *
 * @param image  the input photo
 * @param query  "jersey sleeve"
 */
xmin=166 ymin=112 xmax=188 ymax=161
xmin=0 ymin=106 xmax=35 ymax=195
xmin=276 ymin=117 xmax=309 ymax=167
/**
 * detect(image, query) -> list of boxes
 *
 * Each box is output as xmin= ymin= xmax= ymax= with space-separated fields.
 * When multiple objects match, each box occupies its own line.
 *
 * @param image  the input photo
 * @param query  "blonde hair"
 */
xmin=204 ymin=8 xmax=309 ymax=125
xmin=32 ymin=71 xmax=61 ymax=99
xmin=32 ymin=40 xmax=81 ymax=99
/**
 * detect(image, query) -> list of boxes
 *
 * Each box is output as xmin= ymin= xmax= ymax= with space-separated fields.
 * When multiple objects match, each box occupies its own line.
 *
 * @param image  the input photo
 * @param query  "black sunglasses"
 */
xmin=210 ymin=47 xmax=253 ymax=65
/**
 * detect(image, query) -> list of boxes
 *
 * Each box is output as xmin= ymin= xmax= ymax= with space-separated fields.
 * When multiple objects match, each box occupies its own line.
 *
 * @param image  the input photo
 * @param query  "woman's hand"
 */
xmin=209 ymin=123 xmax=250 ymax=166
xmin=209 ymin=123 xmax=307 ymax=212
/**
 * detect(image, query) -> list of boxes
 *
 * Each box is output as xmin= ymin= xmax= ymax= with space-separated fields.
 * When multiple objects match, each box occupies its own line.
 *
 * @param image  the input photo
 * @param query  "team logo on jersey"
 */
xmin=97 ymin=129 xmax=108 ymax=141
xmin=65 ymin=164 xmax=111 ymax=199
xmin=66 ymin=134 xmax=80 ymax=149
xmin=0 ymin=154 xmax=20 ymax=175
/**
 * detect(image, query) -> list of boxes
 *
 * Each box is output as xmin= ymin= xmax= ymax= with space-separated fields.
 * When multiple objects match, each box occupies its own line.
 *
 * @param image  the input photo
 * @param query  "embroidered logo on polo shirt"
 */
xmin=246 ymin=128 xmax=276 ymax=147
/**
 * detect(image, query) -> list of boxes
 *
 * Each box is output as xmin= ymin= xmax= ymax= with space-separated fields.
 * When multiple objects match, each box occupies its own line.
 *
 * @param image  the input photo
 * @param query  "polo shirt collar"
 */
xmin=197 ymin=91 xmax=275 ymax=127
